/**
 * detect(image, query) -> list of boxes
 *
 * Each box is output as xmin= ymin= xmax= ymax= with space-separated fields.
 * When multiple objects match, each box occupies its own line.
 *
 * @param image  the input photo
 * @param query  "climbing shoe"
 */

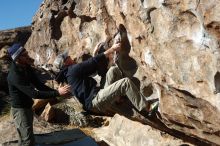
xmin=148 ymin=100 xmax=159 ymax=116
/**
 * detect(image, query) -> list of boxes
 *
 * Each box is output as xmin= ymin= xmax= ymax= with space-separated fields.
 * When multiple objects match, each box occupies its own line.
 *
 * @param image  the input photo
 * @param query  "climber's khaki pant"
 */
xmin=92 ymin=66 xmax=147 ymax=113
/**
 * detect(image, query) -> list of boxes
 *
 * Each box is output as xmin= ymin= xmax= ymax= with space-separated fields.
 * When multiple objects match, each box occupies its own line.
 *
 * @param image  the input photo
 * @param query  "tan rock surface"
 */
xmin=94 ymin=114 xmax=192 ymax=146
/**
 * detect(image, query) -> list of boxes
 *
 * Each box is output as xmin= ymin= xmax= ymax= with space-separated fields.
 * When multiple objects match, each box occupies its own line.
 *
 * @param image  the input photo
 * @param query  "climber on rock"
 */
xmin=53 ymin=42 xmax=159 ymax=116
xmin=7 ymin=43 xmax=71 ymax=146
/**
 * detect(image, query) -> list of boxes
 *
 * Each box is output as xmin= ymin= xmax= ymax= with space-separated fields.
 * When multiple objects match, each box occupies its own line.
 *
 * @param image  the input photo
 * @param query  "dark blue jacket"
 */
xmin=66 ymin=53 xmax=108 ymax=110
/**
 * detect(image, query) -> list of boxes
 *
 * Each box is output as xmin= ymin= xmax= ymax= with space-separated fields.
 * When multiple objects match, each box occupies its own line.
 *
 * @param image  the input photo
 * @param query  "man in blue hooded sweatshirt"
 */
xmin=53 ymin=42 xmax=159 ymax=116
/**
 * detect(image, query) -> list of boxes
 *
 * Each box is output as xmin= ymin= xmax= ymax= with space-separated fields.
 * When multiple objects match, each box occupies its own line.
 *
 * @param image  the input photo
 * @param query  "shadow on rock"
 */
xmin=3 ymin=129 xmax=100 ymax=146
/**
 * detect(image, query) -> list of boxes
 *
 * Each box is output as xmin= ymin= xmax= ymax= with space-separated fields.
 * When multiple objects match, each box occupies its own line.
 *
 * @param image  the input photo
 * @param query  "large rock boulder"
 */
xmin=0 ymin=26 xmax=31 ymax=48
xmin=24 ymin=0 xmax=220 ymax=145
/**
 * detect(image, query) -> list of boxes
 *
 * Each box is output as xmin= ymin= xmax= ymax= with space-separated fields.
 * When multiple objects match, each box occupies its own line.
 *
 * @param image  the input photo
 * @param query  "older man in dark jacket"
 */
xmin=7 ymin=43 xmax=70 ymax=146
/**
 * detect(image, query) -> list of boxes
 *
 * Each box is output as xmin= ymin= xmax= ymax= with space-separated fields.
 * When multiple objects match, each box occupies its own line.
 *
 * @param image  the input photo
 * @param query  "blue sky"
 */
xmin=0 ymin=0 xmax=43 ymax=30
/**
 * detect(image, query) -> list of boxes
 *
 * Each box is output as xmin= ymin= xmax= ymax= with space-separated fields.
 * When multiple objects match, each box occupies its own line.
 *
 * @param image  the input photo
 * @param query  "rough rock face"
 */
xmin=0 ymin=54 xmax=11 ymax=93
xmin=159 ymin=86 xmax=220 ymax=145
xmin=0 ymin=26 xmax=31 ymax=48
xmin=25 ymin=0 xmax=220 ymax=145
